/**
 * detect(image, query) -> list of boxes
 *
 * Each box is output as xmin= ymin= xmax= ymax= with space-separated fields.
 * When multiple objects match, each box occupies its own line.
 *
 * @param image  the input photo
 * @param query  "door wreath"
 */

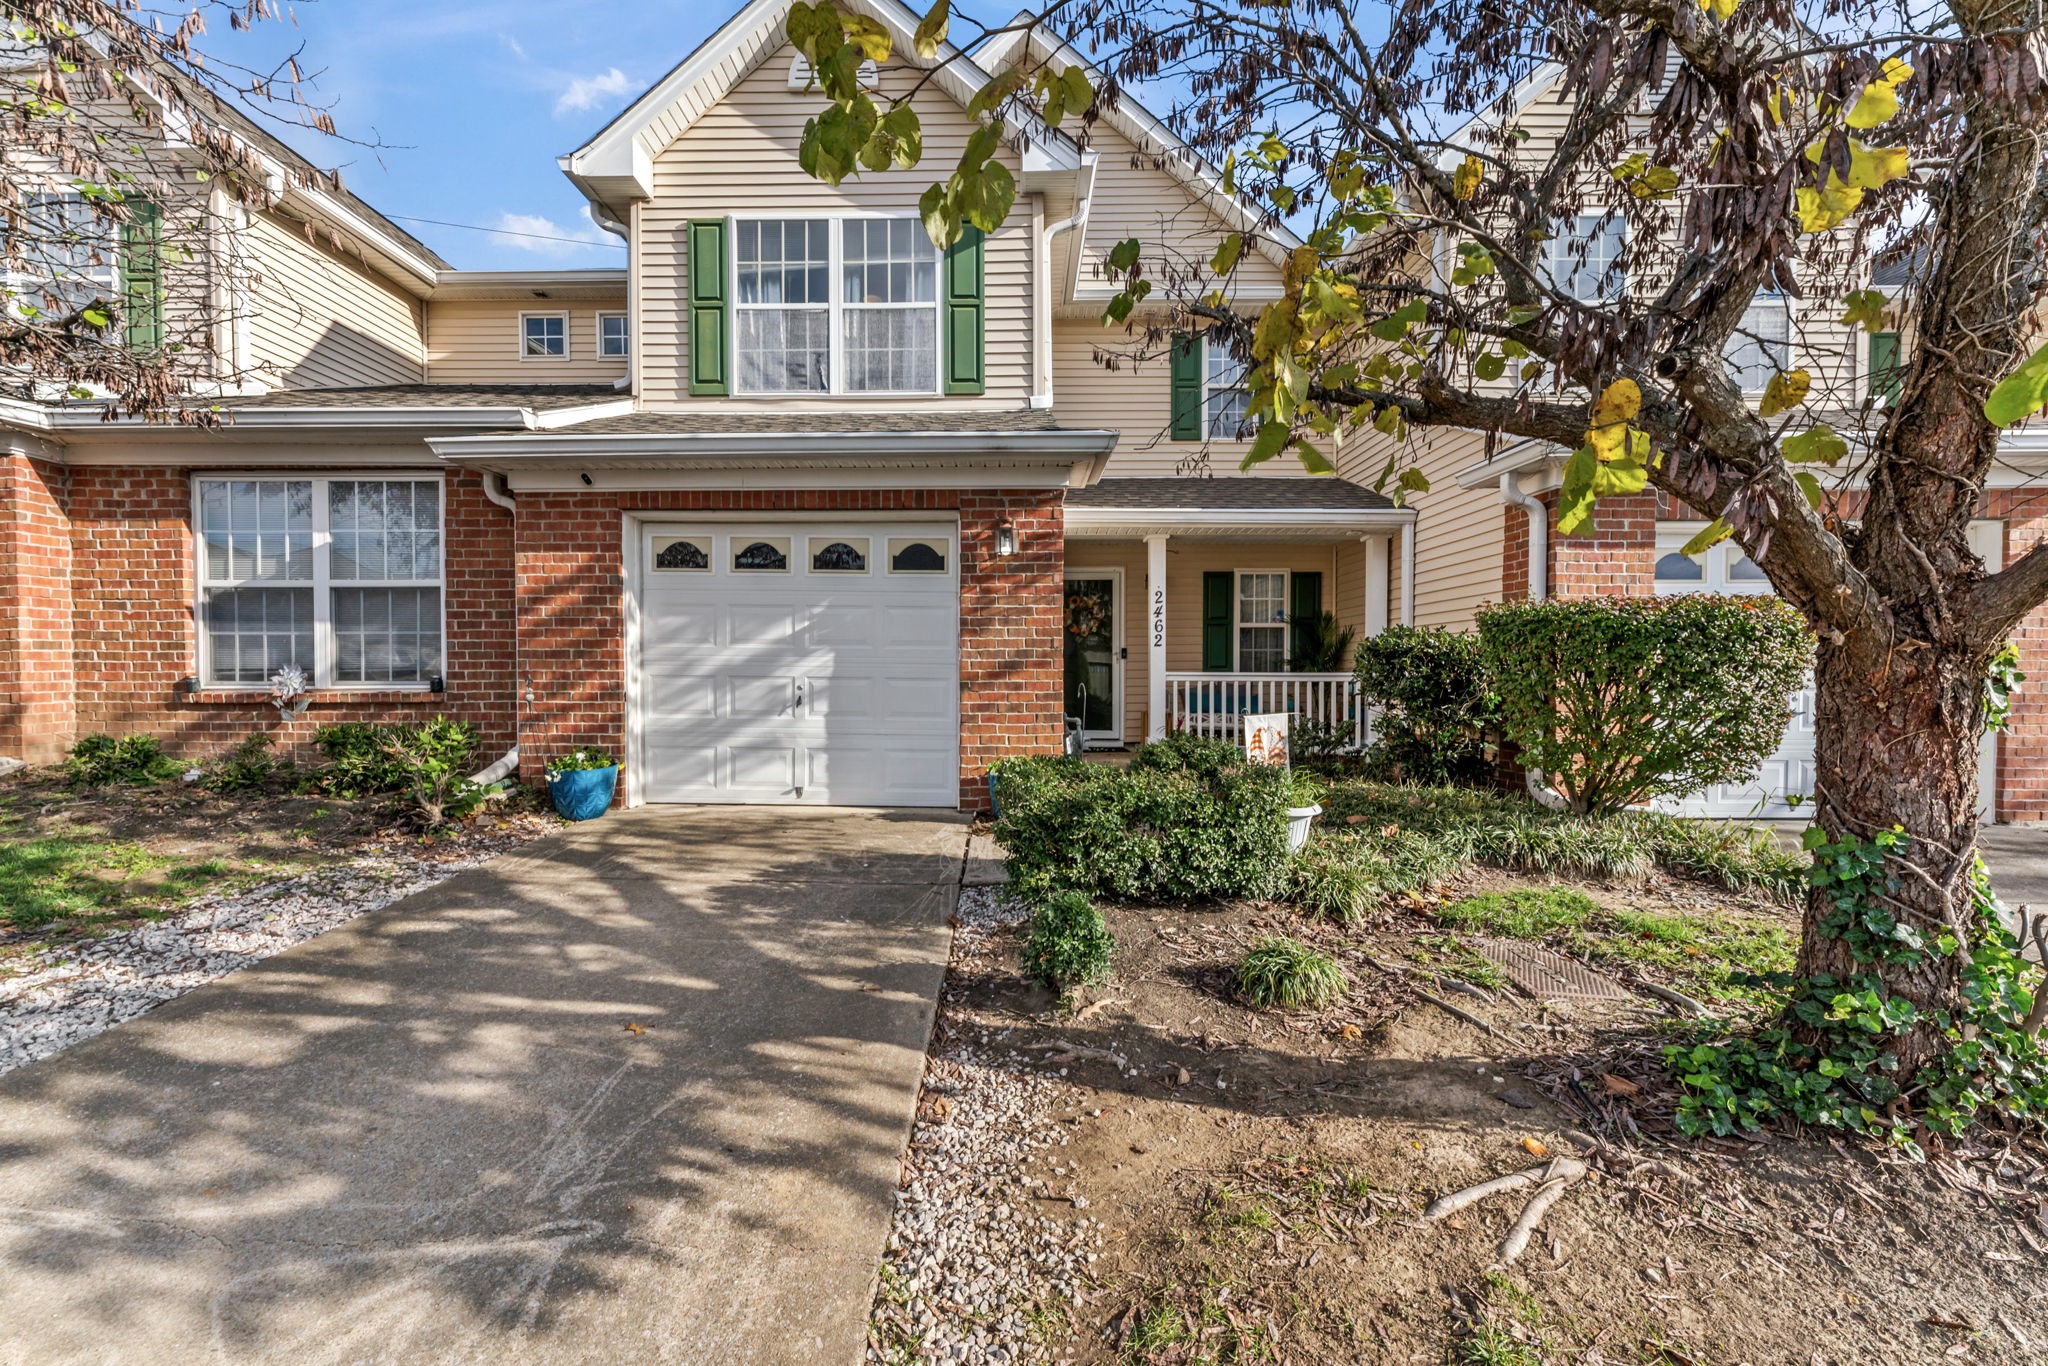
xmin=1065 ymin=589 xmax=1109 ymax=639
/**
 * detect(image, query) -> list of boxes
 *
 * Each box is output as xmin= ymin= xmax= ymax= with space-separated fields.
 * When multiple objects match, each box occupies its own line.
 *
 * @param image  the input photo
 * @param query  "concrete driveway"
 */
xmin=0 ymin=807 xmax=966 ymax=1365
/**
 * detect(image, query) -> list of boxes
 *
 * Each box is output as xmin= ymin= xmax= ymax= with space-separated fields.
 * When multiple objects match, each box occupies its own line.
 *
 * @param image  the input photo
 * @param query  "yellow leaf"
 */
xmin=1521 ymin=1136 xmax=1550 ymax=1157
xmin=1698 ymin=0 xmax=1738 ymax=20
xmin=1797 ymin=179 xmax=1864 ymax=233
xmin=1846 ymin=58 xmax=1911 ymax=130
xmin=1847 ymin=143 xmax=1909 ymax=189
xmin=1760 ymin=367 xmax=1811 ymax=418
xmin=1591 ymin=377 xmax=1641 ymax=427
xmin=1453 ymin=153 xmax=1483 ymax=201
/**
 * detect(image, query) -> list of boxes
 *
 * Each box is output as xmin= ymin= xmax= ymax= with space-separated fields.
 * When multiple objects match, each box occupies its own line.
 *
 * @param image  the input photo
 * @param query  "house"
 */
xmin=0 ymin=1 xmax=2040 ymax=820
xmin=0 ymin=0 xmax=1413 ymax=811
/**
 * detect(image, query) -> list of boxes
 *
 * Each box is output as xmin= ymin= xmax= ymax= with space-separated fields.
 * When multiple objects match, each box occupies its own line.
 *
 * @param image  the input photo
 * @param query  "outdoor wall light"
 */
xmin=995 ymin=520 xmax=1017 ymax=557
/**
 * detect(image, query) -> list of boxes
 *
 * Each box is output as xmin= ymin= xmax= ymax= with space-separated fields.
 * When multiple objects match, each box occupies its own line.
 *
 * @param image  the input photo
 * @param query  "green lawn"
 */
xmin=0 ymin=828 xmax=238 ymax=932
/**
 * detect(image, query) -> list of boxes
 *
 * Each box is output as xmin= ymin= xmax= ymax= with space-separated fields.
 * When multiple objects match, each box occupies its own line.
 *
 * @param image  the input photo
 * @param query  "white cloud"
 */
xmin=553 ymin=67 xmax=635 ymax=118
xmin=491 ymin=211 xmax=617 ymax=259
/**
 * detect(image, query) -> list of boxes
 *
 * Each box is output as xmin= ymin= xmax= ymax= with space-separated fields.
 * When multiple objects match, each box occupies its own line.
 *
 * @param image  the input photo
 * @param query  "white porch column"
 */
xmin=1146 ymin=534 xmax=1169 ymax=741
xmin=1364 ymin=535 xmax=1391 ymax=636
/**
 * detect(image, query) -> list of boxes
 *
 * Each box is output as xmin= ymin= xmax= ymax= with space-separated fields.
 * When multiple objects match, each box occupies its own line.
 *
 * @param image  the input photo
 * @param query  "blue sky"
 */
xmin=226 ymin=0 xmax=1021 ymax=271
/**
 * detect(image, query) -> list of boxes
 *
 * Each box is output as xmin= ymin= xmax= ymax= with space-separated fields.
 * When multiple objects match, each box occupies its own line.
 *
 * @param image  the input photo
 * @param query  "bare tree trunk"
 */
xmin=1801 ymin=634 xmax=1989 ymax=1075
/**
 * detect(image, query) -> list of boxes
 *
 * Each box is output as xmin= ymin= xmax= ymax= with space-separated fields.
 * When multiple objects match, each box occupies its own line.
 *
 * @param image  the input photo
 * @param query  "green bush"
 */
xmin=992 ymin=751 xmax=1291 ymax=903
xmin=1235 ymin=936 xmax=1348 ymax=1009
xmin=66 ymin=734 xmax=181 ymax=786
xmin=1290 ymin=847 xmax=1378 ymax=924
xmin=1127 ymin=731 xmax=1245 ymax=779
xmin=1477 ymin=595 xmax=1812 ymax=813
xmin=203 ymin=734 xmax=291 ymax=794
xmin=316 ymin=718 xmax=478 ymax=801
xmin=1352 ymin=626 xmax=1500 ymax=786
xmin=1022 ymin=890 xmax=1116 ymax=990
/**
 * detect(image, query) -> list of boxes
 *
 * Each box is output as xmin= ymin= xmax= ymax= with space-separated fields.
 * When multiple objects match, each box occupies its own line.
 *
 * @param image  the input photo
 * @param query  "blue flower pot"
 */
xmin=549 ymin=765 xmax=618 ymax=821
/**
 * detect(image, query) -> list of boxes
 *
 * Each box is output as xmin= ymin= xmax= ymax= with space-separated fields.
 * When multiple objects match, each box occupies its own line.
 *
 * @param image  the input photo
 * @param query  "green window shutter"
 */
xmin=1170 ymin=333 xmax=1204 ymax=441
xmin=1288 ymin=572 xmax=1323 ymax=667
xmin=119 ymin=200 xmax=164 ymax=353
xmin=942 ymin=225 xmax=985 ymax=395
xmin=1870 ymin=330 xmax=1901 ymax=403
xmin=687 ymin=217 xmax=730 ymax=396
xmin=1202 ymin=571 xmax=1234 ymax=671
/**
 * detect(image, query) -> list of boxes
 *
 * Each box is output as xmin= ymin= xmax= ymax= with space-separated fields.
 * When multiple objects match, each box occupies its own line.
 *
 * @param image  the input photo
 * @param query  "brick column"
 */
xmin=0 ymin=454 xmax=76 ymax=763
xmin=958 ymin=490 xmax=1065 ymax=808
xmin=1548 ymin=491 xmax=1658 ymax=598
xmin=1986 ymin=491 xmax=2048 ymax=822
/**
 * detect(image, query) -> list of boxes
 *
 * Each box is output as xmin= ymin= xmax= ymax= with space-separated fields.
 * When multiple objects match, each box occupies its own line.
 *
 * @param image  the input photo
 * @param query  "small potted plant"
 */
xmin=546 ymin=747 xmax=619 ymax=821
xmin=1282 ymin=769 xmax=1324 ymax=855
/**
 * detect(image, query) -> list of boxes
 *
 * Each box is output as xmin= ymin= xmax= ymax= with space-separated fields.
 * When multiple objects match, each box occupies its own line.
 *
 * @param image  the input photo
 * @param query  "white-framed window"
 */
xmin=1205 ymin=343 xmax=1251 ymax=439
xmin=195 ymin=477 xmax=444 ymax=688
xmin=1724 ymin=295 xmax=1791 ymax=393
xmin=3 ymin=192 xmax=119 ymax=318
xmin=1654 ymin=523 xmax=1774 ymax=596
xmin=521 ymin=311 xmax=567 ymax=359
xmin=1236 ymin=570 xmax=1289 ymax=672
xmin=1544 ymin=214 xmax=1624 ymax=303
xmin=734 ymin=215 xmax=939 ymax=395
xmin=598 ymin=311 xmax=630 ymax=359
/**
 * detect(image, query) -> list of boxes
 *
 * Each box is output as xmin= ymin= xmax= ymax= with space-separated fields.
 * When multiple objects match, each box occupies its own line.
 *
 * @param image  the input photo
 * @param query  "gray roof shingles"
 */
xmin=1067 ymin=477 xmax=1395 ymax=512
xmin=219 ymin=385 xmax=621 ymax=413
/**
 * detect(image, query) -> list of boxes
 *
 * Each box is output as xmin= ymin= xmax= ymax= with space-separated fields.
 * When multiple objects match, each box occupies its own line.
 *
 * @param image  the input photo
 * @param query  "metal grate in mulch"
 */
xmin=1474 ymin=938 xmax=1636 ymax=1002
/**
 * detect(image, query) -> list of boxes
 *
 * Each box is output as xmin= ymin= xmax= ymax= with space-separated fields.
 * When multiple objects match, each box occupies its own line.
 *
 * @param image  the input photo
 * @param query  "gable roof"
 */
xmin=975 ymin=11 xmax=1301 ymax=267
xmin=561 ymin=0 xmax=1079 ymax=216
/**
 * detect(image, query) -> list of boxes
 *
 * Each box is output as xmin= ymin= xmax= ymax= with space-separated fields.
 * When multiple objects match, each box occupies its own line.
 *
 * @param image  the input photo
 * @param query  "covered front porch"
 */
xmin=1062 ymin=478 xmax=1417 ymax=750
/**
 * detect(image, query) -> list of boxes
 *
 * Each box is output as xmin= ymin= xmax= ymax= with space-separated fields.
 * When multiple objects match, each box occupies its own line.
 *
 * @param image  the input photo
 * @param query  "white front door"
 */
xmin=635 ymin=520 xmax=960 ymax=806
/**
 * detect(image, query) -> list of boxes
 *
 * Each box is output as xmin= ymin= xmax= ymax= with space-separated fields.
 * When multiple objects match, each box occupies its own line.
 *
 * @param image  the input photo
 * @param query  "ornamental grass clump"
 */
xmin=1477 ymin=595 xmax=1811 ymax=814
xmin=1236 ymin=936 xmax=1348 ymax=1010
xmin=65 ymin=734 xmax=182 ymax=787
xmin=1022 ymin=890 xmax=1116 ymax=991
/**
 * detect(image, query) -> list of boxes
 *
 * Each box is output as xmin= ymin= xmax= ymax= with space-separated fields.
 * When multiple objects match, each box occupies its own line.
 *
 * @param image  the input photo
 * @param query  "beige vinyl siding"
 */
xmin=1340 ymin=426 xmax=1500 ymax=631
xmin=425 ymin=299 xmax=630 ymax=384
xmin=1052 ymin=318 xmax=1337 ymax=477
xmin=244 ymin=210 xmax=425 ymax=389
xmin=1077 ymin=121 xmax=1284 ymax=298
xmin=637 ymin=47 xmax=1030 ymax=409
xmin=1066 ymin=539 xmax=1372 ymax=741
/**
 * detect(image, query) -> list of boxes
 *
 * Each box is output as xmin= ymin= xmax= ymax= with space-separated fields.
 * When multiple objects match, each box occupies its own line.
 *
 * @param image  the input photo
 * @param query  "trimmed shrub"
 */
xmin=1477 ymin=595 xmax=1812 ymax=813
xmin=1127 ymin=731 xmax=1244 ymax=779
xmin=1022 ymin=890 xmax=1117 ymax=990
xmin=991 ymin=752 xmax=1291 ymax=903
xmin=66 ymin=734 xmax=181 ymax=786
xmin=315 ymin=718 xmax=479 ymax=801
xmin=1352 ymin=626 xmax=1500 ymax=786
xmin=1235 ymin=936 xmax=1348 ymax=1009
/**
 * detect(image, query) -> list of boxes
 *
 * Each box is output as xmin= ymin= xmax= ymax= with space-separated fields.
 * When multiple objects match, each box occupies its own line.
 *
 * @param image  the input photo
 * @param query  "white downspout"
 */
xmin=1499 ymin=472 xmax=1567 ymax=810
xmin=1032 ymin=156 xmax=1096 ymax=410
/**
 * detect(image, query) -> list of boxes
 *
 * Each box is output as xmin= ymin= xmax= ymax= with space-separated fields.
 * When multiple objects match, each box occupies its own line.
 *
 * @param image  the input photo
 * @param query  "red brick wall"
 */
xmin=1497 ymin=490 xmax=1658 ymax=603
xmin=1984 ymin=490 xmax=2048 ymax=822
xmin=1501 ymin=501 xmax=1530 ymax=602
xmin=0 ymin=455 xmax=76 ymax=763
xmin=512 ymin=487 xmax=1066 ymax=809
xmin=59 ymin=465 xmax=516 ymax=762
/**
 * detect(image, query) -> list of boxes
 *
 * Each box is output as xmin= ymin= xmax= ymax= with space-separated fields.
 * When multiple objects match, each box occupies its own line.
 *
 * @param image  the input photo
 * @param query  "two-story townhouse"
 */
xmin=0 ymin=0 xmax=1415 ymax=810
xmin=4 ymin=0 xmax=2042 ymax=821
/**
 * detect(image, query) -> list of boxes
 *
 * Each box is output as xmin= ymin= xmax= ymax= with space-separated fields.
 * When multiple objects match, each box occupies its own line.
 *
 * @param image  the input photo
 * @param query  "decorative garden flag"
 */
xmin=1244 ymin=713 xmax=1291 ymax=768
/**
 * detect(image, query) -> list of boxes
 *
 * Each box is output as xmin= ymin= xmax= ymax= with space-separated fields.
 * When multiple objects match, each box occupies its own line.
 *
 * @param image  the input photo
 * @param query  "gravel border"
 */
xmin=0 ymin=819 xmax=554 ymax=1077
xmin=867 ymin=886 xmax=1106 ymax=1364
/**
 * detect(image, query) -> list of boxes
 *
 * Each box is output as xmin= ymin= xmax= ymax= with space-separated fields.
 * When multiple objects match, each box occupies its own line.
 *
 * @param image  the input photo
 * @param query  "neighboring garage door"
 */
xmin=635 ymin=521 xmax=960 ymax=806
xmin=1653 ymin=521 xmax=2000 ymax=822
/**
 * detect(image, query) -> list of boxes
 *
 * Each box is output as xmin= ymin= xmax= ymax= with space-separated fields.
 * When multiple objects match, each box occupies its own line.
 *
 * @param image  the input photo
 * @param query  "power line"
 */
xmin=387 ymin=214 xmax=624 ymax=249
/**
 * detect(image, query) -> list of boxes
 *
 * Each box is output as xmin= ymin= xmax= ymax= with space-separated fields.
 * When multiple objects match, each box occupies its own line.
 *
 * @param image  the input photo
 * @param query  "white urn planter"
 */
xmin=1285 ymin=803 xmax=1323 ymax=854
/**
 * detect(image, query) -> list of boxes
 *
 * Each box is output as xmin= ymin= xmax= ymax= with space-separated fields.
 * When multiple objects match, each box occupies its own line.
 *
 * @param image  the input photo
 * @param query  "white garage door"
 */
xmin=1652 ymin=521 xmax=1999 ymax=822
xmin=635 ymin=521 xmax=960 ymax=806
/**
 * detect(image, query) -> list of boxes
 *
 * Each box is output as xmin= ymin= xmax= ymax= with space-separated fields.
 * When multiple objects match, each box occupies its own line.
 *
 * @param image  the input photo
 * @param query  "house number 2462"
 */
xmin=1151 ymin=590 xmax=1166 ymax=649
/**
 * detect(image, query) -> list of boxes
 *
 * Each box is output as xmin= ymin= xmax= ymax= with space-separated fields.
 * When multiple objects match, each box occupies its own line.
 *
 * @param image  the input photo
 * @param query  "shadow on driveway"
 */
xmin=0 ymin=806 xmax=966 ymax=1365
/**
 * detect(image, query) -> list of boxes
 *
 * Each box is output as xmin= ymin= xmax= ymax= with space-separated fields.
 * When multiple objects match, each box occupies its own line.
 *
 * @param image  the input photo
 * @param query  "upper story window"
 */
xmin=1724 ymin=295 xmax=1791 ymax=393
xmin=4 ymin=193 xmax=119 ymax=317
xmin=522 ymin=312 xmax=567 ymax=359
xmin=1544 ymin=214 xmax=1624 ymax=303
xmin=734 ymin=216 xmax=938 ymax=395
xmin=598 ymin=311 xmax=630 ymax=358
xmin=1205 ymin=344 xmax=1251 ymax=439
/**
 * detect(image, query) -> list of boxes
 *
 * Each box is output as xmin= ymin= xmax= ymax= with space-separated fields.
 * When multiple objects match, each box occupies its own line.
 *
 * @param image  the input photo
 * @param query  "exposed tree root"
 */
xmin=1426 ymin=1156 xmax=1592 ymax=1266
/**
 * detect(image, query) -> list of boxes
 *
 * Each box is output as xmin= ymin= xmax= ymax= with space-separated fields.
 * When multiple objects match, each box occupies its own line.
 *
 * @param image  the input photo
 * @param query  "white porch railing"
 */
xmin=1163 ymin=672 xmax=1370 ymax=751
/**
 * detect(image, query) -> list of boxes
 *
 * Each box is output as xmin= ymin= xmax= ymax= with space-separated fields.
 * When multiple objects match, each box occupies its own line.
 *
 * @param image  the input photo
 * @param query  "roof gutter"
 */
xmin=429 ymin=428 xmax=1122 ymax=461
